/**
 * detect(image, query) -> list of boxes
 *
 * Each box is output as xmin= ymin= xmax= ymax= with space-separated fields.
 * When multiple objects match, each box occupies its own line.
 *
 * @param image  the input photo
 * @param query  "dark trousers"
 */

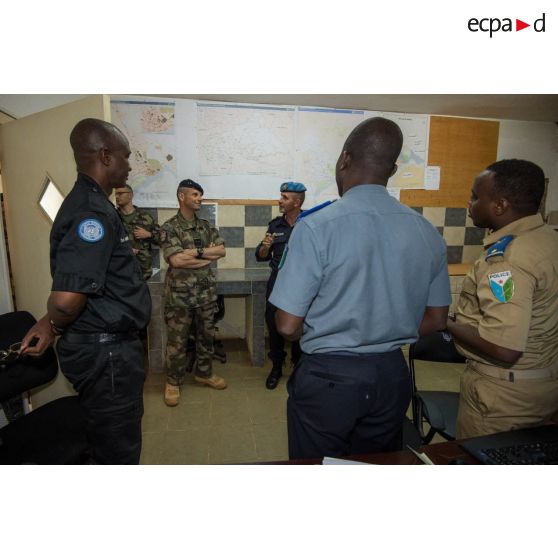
xmin=265 ymin=301 xmax=302 ymax=366
xmin=57 ymin=336 xmax=146 ymax=465
xmin=287 ymin=350 xmax=411 ymax=460
xmin=266 ymin=273 xmax=301 ymax=365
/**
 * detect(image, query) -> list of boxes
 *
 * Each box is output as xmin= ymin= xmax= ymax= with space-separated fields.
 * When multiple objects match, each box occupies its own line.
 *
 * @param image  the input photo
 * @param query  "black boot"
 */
xmin=213 ymin=339 xmax=227 ymax=363
xmin=265 ymin=362 xmax=283 ymax=390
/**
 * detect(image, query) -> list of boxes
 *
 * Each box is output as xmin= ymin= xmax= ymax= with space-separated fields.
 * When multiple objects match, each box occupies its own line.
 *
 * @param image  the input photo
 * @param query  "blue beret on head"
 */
xmin=280 ymin=181 xmax=306 ymax=193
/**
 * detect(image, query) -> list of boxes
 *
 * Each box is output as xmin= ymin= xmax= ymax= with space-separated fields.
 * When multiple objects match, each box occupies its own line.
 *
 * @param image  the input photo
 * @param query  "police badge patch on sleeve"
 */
xmin=78 ymin=219 xmax=105 ymax=243
xmin=488 ymin=271 xmax=514 ymax=303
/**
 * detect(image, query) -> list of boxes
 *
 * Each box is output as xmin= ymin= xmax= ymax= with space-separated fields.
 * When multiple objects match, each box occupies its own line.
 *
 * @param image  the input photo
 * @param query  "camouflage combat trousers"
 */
xmin=165 ymin=302 xmax=217 ymax=386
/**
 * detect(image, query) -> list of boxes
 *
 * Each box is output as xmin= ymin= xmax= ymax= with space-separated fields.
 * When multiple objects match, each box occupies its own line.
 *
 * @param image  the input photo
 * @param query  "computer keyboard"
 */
xmin=482 ymin=440 xmax=558 ymax=465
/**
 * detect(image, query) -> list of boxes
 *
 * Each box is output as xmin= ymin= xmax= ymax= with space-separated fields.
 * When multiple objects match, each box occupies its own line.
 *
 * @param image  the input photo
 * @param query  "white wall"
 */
xmin=497 ymin=119 xmax=558 ymax=214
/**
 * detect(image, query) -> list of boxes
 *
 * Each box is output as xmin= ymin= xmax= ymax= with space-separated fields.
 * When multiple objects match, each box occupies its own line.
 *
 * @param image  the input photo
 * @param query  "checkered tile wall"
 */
xmin=149 ymin=205 xmax=486 ymax=270
xmin=411 ymin=207 xmax=486 ymax=264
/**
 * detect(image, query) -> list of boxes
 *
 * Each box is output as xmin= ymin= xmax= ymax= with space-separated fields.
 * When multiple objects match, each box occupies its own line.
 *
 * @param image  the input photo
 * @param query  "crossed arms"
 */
xmin=168 ymin=243 xmax=226 ymax=269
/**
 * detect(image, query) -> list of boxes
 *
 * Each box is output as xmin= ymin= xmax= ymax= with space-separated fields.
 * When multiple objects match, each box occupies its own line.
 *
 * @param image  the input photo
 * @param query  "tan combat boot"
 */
xmin=194 ymin=374 xmax=227 ymax=390
xmin=164 ymin=383 xmax=180 ymax=406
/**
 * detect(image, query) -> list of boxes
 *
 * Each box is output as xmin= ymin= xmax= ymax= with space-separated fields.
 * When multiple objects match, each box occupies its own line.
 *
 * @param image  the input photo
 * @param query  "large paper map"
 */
xmin=295 ymin=107 xmax=369 ymax=205
xmin=197 ymin=103 xmax=295 ymax=177
xmin=111 ymin=99 xmax=177 ymax=206
xmin=383 ymin=112 xmax=429 ymax=189
xmin=296 ymin=109 xmax=429 ymax=206
xmin=110 ymin=97 xmax=429 ymax=207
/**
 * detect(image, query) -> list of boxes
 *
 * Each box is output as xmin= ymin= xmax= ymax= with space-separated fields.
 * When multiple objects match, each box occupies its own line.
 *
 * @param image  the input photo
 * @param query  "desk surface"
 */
xmin=259 ymin=438 xmax=479 ymax=465
xmin=149 ymin=267 xmax=271 ymax=284
xmin=151 ymin=264 xmax=469 ymax=284
xmin=448 ymin=263 xmax=472 ymax=276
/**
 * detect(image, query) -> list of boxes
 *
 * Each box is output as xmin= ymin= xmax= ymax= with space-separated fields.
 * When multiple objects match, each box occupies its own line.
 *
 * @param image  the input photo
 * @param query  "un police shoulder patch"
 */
xmin=78 ymin=219 xmax=105 ymax=243
xmin=488 ymin=270 xmax=514 ymax=303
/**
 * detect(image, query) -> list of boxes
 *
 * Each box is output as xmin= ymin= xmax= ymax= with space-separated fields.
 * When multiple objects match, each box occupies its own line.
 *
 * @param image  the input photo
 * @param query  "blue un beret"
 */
xmin=280 ymin=181 xmax=306 ymax=193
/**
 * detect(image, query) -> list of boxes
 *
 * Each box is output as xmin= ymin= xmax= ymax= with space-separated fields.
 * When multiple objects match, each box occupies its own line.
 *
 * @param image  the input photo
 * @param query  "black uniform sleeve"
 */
xmin=51 ymin=212 xmax=114 ymax=294
xmin=255 ymin=224 xmax=272 ymax=262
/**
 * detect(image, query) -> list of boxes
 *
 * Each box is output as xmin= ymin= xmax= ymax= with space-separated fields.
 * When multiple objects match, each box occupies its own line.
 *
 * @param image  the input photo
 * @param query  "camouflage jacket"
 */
xmin=160 ymin=211 xmax=224 ymax=308
xmin=117 ymin=206 xmax=161 ymax=280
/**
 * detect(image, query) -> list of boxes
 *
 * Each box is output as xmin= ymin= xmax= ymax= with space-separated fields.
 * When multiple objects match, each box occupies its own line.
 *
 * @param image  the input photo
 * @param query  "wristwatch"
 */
xmin=197 ymin=246 xmax=205 ymax=258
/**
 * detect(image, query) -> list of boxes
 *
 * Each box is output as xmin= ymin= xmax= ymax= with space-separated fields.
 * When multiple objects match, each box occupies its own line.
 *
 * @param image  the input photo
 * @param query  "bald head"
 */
xmin=70 ymin=118 xmax=129 ymax=170
xmin=335 ymin=117 xmax=404 ymax=195
xmin=343 ymin=117 xmax=403 ymax=173
xmin=69 ymin=118 xmax=132 ymax=194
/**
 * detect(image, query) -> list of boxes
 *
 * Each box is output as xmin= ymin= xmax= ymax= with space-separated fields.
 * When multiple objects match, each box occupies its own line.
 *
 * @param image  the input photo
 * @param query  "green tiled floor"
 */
xmin=139 ymin=340 xmax=464 ymax=464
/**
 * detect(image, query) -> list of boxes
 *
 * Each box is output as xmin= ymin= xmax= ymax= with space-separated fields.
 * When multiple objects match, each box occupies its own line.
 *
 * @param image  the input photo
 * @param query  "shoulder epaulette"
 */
xmin=485 ymin=234 xmax=514 ymax=261
xmin=296 ymin=200 xmax=335 ymax=222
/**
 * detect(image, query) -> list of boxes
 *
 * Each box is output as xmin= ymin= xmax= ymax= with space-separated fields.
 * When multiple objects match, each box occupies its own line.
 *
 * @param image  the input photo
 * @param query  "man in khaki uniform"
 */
xmin=160 ymin=179 xmax=227 ymax=406
xmin=447 ymin=159 xmax=558 ymax=439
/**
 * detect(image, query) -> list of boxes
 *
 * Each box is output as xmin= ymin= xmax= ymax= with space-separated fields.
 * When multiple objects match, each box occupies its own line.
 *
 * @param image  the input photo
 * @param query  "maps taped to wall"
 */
xmin=110 ymin=97 xmax=430 ymax=208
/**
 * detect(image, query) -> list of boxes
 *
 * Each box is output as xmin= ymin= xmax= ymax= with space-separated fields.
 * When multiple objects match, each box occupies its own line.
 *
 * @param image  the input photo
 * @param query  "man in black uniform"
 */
xmin=21 ymin=118 xmax=151 ymax=465
xmin=255 ymin=181 xmax=305 ymax=389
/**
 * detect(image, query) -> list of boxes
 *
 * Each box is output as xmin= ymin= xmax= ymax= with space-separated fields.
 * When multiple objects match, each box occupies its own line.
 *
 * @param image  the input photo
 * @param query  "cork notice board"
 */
xmin=400 ymin=116 xmax=500 ymax=208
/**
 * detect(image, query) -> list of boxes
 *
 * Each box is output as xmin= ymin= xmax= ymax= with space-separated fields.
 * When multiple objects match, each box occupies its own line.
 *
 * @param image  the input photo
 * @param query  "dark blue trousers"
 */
xmin=287 ymin=350 xmax=411 ymax=460
xmin=266 ymin=272 xmax=301 ymax=366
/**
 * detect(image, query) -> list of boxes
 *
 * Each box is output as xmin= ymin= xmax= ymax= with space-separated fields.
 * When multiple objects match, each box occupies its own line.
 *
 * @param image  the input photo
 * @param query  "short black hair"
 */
xmin=178 ymin=178 xmax=203 ymax=195
xmin=486 ymin=159 xmax=545 ymax=213
xmin=70 ymin=118 xmax=129 ymax=170
xmin=115 ymin=184 xmax=133 ymax=192
xmin=292 ymin=191 xmax=305 ymax=205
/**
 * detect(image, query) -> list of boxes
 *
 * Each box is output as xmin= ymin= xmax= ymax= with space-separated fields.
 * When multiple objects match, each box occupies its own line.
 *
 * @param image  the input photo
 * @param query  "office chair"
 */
xmin=0 ymin=311 xmax=89 ymax=464
xmin=409 ymin=331 xmax=466 ymax=444
xmin=401 ymin=417 xmax=423 ymax=450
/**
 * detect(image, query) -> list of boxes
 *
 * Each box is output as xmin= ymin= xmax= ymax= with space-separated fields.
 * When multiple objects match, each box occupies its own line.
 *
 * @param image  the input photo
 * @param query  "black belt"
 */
xmin=62 ymin=331 xmax=139 ymax=344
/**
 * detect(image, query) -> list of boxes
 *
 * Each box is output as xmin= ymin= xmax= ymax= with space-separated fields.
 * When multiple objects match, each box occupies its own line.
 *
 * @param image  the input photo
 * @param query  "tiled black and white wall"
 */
xmin=410 ymin=207 xmax=485 ymax=264
xmin=149 ymin=204 xmax=486 ymax=270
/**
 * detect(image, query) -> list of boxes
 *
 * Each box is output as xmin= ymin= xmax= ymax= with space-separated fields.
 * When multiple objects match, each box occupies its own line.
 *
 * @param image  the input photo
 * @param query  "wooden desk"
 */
xmin=259 ymin=438 xmax=479 ymax=465
xmin=448 ymin=263 xmax=472 ymax=276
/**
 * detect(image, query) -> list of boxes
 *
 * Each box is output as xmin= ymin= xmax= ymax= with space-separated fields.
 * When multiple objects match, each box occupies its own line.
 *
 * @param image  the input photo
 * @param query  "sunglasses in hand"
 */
xmin=0 ymin=342 xmax=22 ymax=364
xmin=0 ymin=337 xmax=39 ymax=364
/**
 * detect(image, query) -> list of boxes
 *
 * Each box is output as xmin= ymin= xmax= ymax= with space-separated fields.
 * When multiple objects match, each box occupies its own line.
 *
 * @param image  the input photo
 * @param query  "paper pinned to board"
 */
xmin=425 ymin=166 xmax=441 ymax=190
xmin=387 ymin=187 xmax=400 ymax=201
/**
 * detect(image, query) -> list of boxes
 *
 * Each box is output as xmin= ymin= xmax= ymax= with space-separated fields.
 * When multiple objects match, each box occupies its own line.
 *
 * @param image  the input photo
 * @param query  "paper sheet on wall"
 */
xmin=425 ymin=166 xmax=441 ymax=190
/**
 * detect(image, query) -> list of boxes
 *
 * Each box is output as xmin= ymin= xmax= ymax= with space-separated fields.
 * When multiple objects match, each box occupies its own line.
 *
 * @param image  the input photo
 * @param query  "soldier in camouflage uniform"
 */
xmin=115 ymin=184 xmax=161 ymax=280
xmin=160 ymin=179 xmax=227 ymax=406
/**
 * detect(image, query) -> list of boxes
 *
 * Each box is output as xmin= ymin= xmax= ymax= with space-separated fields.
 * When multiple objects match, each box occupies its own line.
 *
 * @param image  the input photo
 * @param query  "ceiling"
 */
xmin=1 ymin=94 xmax=558 ymax=122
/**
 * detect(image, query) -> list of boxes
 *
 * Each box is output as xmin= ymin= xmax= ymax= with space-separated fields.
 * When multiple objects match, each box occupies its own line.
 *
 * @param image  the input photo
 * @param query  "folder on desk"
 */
xmin=322 ymin=456 xmax=371 ymax=465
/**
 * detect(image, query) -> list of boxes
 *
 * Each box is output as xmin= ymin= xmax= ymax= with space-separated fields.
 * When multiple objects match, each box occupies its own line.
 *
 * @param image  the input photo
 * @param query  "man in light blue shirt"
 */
xmin=270 ymin=117 xmax=451 ymax=459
